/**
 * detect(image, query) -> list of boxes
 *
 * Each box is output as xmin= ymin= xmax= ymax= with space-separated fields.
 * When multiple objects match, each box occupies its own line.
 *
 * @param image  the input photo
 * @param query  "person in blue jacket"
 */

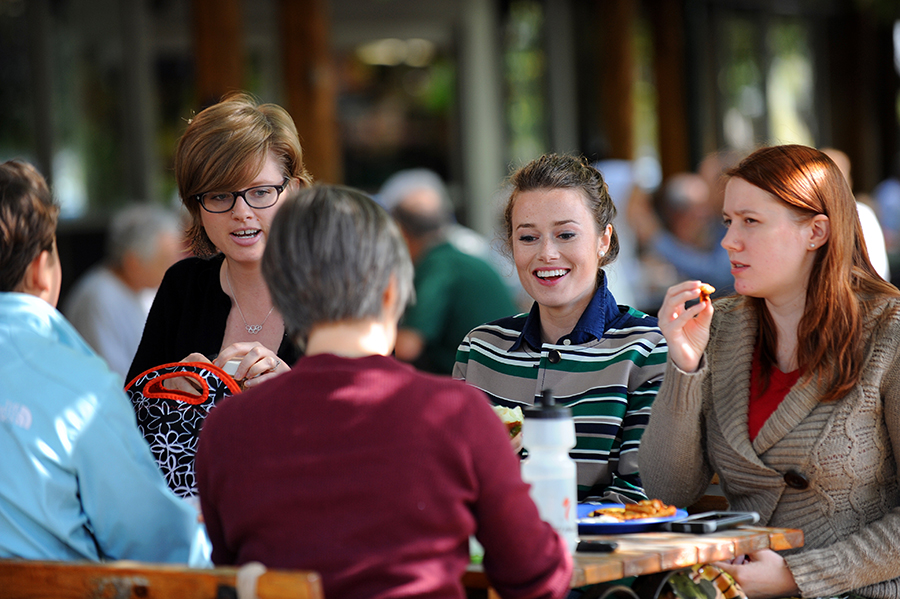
xmin=0 ymin=159 xmax=209 ymax=565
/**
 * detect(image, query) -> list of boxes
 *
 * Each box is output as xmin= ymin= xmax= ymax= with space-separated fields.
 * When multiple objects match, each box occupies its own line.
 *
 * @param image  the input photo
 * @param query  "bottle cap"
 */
xmin=524 ymin=389 xmax=572 ymax=420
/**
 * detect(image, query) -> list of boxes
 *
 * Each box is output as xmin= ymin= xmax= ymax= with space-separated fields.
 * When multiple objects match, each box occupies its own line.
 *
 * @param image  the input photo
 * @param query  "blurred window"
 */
xmin=716 ymin=11 xmax=816 ymax=152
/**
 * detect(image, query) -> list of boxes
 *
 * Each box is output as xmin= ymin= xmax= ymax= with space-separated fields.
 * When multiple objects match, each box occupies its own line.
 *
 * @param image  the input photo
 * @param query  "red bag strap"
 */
xmin=125 ymin=361 xmax=242 ymax=406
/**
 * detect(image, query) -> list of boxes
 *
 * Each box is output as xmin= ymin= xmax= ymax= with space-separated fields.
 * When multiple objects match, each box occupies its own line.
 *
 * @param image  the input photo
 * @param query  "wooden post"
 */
xmin=649 ymin=0 xmax=690 ymax=178
xmin=25 ymin=0 xmax=55 ymax=181
xmin=192 ymin=0 xmax=245 ymax=108
xmin=119 ymin=0 xmax=158 ymax=202
xmin=279 ymin=0 xmax=342 ymax=184
xmin=459 ymin=0 xmax=505 ymax=238
xmin=596 ymin=0 xmax=635 ymax=160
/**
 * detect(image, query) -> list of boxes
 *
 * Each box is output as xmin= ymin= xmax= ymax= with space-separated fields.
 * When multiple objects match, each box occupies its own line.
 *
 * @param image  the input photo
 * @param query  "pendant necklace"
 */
xmin=225 ymin=266 xmax=274 ymax=335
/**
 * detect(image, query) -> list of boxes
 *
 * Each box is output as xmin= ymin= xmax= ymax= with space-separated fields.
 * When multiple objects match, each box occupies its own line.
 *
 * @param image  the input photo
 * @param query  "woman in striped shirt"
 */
xmin=453 ymin=154 xmax=668 ymax=503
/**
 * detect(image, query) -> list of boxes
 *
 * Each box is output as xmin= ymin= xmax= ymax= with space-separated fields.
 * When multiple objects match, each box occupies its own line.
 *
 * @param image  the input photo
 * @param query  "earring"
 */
xmin=599 ymin=251 xmax=605 ymax=258
xmin=809 ymin=243 xmax=815 ymax=249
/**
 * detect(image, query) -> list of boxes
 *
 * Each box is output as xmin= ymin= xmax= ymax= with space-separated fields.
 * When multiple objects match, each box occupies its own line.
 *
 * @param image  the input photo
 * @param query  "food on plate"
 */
xmin=587 ymin=499 xmax=677 ymax=521
xmin=492 ymin=405 xmax=524 ymax=439
xmin=699 ymin=283 xmax=716 ymax=303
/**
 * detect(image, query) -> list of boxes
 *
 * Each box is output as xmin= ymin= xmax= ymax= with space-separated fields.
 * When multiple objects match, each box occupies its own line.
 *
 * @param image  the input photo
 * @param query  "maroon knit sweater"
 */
xmin=195 ymin=353 xmax=572 ymax=599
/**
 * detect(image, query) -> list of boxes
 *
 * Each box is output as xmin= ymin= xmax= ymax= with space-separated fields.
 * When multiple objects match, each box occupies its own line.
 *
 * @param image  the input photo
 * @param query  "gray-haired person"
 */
xmin=194 ymin=184 xmax=572 ymax=599
xmin=63 ymin=203 xmax=184 ymax=381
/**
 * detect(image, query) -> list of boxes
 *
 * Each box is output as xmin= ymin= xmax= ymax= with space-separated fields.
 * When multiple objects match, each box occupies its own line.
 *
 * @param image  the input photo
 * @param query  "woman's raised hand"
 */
xmin=214 ymin=342 xmax=289 ymax=389
xmin=659 ymin=281 xmax=714 ymax=373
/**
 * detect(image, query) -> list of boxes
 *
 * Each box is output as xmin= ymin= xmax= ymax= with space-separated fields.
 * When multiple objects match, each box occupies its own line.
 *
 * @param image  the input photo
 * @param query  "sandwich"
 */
xmin=492 ymin=405 xmax=524 ymax=439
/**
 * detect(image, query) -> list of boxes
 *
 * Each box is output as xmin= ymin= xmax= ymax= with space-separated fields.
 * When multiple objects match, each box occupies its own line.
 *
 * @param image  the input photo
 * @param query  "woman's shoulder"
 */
xmin=463 ymin=313 xmax=528 ymax=341
xmin=613 ymin=304 xmax=659 ymax=327
xmin=606 ymin=305 xmax=664 ymax=344
xmin=704 ymin=296 xmax=755 ymax=349
xmin=157 ymin=255 xmax=224 ymax=298
xmin=401 ymin=366 xmax=503 ymax=425
xmin=865 ymin=295 xmax=900 ymax=334
xmin=711 ymin=294 xmax=743 ymax=312
xmin=149 ymin=254 xmax=228 ymax=319
xmin=709 ymin=295 xmax=749 ymax=323
xmin=163 ymin=254 xmax=223 ymax=280
xmin=869 ymin=294 xmax=900 ymax=314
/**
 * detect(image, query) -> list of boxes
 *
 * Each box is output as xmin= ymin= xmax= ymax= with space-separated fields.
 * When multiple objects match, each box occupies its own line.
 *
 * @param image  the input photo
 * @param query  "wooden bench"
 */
xmin=0 ymin=558 xmax=323 ymax=599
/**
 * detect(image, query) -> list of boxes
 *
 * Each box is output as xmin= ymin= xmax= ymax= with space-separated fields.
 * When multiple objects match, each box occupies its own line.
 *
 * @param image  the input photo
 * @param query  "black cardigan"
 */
xmin=126 ymin=254 xmax=299 ymax=384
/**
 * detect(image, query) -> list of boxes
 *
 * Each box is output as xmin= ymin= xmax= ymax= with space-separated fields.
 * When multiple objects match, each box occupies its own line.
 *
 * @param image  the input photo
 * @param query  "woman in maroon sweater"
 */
xmin=194 ymin=185 xmax=572 ymax=599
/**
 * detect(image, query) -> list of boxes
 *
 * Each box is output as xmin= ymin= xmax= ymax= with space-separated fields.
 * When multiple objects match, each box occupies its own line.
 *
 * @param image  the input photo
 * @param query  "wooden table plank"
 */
xmin=572 ymin=558 xmax=626 ymax=588
xmin=466 ymin=526 xmax=804 ymax=592
xmin=0 ymin=559 xmax=324 ymax=599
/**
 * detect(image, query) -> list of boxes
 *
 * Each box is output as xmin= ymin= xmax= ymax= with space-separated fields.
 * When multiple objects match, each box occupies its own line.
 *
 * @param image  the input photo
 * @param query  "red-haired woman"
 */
xmin=641 ymin=144 xmax=900 ymax=599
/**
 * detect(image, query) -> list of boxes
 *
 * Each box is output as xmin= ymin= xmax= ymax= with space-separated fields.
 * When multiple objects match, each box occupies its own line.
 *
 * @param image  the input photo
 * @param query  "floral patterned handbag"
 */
xmin=125 ymin=362 xmax=241 ymax=498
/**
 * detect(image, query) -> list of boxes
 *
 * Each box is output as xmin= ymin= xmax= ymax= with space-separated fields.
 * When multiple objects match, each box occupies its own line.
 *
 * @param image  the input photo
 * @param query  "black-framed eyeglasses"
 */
xmin=194 ymin=178 xmax=289 ymax=213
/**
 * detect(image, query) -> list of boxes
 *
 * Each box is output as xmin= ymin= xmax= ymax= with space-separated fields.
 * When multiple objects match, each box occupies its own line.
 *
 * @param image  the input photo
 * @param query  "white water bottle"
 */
xmin=520 ymin=389 xmax=578 ymax=554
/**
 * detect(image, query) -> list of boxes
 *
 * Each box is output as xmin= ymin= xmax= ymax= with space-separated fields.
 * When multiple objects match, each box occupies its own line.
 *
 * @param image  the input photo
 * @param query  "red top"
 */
xmin=195 ymin=353 xmax=572 ymax=599
xmin=748 ymin=350 xmax=801 ymax=441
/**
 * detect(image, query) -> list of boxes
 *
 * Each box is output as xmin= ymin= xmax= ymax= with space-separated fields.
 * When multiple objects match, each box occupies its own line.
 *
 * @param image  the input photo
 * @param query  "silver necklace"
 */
xmin=225 ymin=266 xmax=274 ymax=335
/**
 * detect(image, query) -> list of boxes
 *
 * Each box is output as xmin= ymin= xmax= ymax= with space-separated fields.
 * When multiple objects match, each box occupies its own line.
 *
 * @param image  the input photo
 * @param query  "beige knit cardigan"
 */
xmin=641 ymin=296 xmax=900 ymax=599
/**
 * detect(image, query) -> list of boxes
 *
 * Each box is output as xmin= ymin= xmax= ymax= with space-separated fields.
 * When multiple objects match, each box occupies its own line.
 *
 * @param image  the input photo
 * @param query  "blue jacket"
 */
xmin=0 ymin=292 xmax=209 ymax=564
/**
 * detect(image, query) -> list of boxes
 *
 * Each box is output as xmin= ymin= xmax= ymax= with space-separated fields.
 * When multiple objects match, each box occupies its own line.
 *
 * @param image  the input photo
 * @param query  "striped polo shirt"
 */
xmin=453 ymin=283 xmax=667 ymax=502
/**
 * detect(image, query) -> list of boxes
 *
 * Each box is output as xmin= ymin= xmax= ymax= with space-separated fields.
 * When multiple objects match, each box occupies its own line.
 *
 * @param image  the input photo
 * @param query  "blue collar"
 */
xmin=512 ymin=275 xmax=621 ymax=350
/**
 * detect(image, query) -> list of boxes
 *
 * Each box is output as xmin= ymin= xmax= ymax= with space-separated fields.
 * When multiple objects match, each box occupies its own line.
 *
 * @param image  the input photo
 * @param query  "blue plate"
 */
xmin=577 ymin=503 xmax=688 ymax=534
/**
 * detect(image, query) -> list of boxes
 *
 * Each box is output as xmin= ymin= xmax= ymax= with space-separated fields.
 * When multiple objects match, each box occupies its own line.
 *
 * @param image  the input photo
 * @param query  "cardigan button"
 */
xmin=783 ymin=470 xmax=809 ymax=490
xmin=548 ymin=349 xmax=562 ymax=364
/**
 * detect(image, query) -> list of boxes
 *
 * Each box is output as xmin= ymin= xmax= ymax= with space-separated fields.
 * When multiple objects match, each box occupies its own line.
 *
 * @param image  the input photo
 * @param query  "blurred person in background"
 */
xmin=377 ymin=168 xmax=518 ymax=374
xmin=821 ymin=147 xmax=891 ymax=281
xmin=63 ymin=203 xmax=184 ymax=381
xmin=873 ymin=152 xmax=900 ymax=263
xmin=195 ymin=185 xmax=572 ymax=599
xmin=628 ymin=169 xmax=734 ymax=310
xmin=0 ymin=159 xmax=208 ymax=565
xmin=592 ymin=158 xmax=650 ymax=312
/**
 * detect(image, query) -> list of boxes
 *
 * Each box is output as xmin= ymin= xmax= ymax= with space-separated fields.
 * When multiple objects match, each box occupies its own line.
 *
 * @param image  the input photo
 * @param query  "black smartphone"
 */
xmin=660 ymin=511 xmax=760 ymax=534
xmin=576 ymin=540 xmax=618 ymax=553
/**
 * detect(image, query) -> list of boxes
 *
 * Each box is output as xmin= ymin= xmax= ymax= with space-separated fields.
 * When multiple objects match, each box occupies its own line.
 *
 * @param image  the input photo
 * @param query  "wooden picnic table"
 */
xmin=464 ymin=526 xmax=804 ymax=598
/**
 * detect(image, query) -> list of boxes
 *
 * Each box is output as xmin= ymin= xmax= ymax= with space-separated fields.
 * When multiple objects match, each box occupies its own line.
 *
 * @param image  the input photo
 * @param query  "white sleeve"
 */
xmin=857 ymin=202 xmax=891 ymax=280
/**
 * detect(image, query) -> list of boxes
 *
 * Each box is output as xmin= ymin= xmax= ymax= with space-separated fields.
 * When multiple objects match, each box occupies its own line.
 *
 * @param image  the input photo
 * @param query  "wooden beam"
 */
xmin=192 ymin=0 xmax=245 ymax=108
xmin=649 ymin=0 xmax=690 ymax=178
xmin=596 ymin=0 xmax=635 ymax=160
xmin=280 ymin=0 xmax=343 ymax=184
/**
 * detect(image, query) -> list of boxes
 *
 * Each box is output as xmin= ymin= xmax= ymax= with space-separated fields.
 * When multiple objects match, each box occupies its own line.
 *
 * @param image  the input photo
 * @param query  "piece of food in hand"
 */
xmin=699 ymin=283 xmax=716 ymax=303
xmin=492 ymin=405 xmax=524 ymax=439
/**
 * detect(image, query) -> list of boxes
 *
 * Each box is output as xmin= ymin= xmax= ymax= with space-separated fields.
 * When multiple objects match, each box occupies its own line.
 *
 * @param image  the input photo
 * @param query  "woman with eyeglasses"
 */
xmin=127 ymin=92 xmax=311 ymax=387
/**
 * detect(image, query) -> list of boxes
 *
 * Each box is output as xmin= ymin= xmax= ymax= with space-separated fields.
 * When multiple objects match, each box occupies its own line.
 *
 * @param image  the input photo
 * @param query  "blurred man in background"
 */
xmin=378 ymin=169 xmax=518 ymax=375
xmin=63 ymin=203 xmax=184 ymax=381
xmin=628 ymin=170 xmax=734 ymax=310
